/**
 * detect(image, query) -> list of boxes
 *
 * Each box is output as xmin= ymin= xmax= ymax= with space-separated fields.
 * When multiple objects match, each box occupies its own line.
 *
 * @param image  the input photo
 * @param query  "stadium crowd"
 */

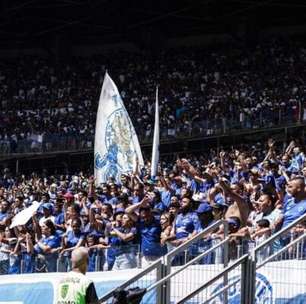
xmin=1 ymin=37 xmax=306 ymax=154
xmin=0 ymin=138 xmax=306 ymax=274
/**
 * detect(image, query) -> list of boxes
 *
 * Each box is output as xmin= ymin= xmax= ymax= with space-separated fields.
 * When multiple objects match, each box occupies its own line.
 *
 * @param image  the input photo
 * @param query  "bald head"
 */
xmin=287 ymin=177 xmax=306 ymax=199
xmin=71 ymin=247 xmax=89 ymax=274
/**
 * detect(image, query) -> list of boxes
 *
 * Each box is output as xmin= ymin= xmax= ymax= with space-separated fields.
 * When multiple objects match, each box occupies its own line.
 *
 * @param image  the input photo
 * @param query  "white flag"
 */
xmin=10 ymin=201 xmax=41 ymax=229
xmin=151 ymin=87 xmax=159 ymax=178
xmin=94 ymin=72 xmax=144 ymax=185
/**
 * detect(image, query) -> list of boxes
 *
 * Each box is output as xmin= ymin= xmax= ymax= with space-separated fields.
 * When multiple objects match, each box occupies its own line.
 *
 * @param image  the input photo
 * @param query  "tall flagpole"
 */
xmin=151 ymin=86 xmax=159 ymax=179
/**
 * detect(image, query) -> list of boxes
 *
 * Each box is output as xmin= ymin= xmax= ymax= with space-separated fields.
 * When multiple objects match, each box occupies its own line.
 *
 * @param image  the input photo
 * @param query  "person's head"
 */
xmin=227 ymin=217 xmax=241 ymax=233
xmin=211 ymin=204 xmax=227 ymax=220
xmin=168 ymin=200 xmax=180 ymax=216
xmin=71 ymin=218 xmax=82 ymax=233
xmin=54 ymin=199 xmax=63 ymax=213
xmin=287 ymin=177 xmax=306 ymax=198
xmin=41 ymin=220 xmax=56 ymax=236
xmin=180 ymin=197 xmax=192 ymax=213
xmin=41 ymin=193 xmax=50 ymax=203
xmin=121 ymin=213 xmax=134 ymax=228
xmin=42 ymin=203 xmax=53 ymax=217
xmin=80 ymin=210 xmax=89 ymax=225
xmin=86 ymin=234 xmax=97 ymax=247
xmin=101 ymin=203 xmax=113 ymax=218
xmin=256 ymin=219 xmax=270 ymax=230
xmin=250 ymin=168 xmax=260 ymax=182
xmin=113 ymin=209 xmax=125 ymax=224
xmin=256 ymin=194 xmax=274 ymax=214
xmin=14 ymin=196 xmax=23 ymax=207
xmin=196 ymin=203 xmax=214 ymax=224
xmin=0 ymin=200 xmax=9 ymax=213
xmin=133 ymin=184 xmax=144 ymax=197
xmin=139 ymin=207 xmax=153 ymax=224
xmin=71 ymin=247 xmax=89 ymax=274
xmin=281 ymin=154 xmax=290 ymax=166
xmin=160 ymin=212 xmax=174 ymax=230
xmin=67 ymin=203 xmax=80 ymax=220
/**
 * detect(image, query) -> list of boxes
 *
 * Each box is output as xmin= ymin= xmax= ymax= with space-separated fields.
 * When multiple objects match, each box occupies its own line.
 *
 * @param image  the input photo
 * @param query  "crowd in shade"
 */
xmin=1 ymin=37 xmax=306 ymax=153
xmin=0 ymin=138 xmax=306 ymax=274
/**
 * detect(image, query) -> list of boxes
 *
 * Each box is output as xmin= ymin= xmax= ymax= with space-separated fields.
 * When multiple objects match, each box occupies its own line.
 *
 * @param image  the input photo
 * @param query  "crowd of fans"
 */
xmin=1 ymin=37 xmax=306 ymax=154
xmin=0 ymin=138 xmax=306 ymax=274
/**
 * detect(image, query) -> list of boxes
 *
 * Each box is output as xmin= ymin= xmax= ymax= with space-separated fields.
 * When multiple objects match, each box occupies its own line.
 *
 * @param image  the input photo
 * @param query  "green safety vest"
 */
xmin=55 ymin=271 xmax=93 ymax=304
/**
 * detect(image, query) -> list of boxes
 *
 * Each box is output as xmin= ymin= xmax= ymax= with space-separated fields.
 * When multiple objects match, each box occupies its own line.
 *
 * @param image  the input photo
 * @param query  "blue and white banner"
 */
xmin=150 ymin=87 xmax=159 ymax=179
xmin=94 ymin=72 xmax=144 ymax=185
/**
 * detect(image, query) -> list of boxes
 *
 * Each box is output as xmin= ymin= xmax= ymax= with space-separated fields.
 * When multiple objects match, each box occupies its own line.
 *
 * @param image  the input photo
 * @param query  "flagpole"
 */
xmin=151 ymin=86 xmax=159 ymax=180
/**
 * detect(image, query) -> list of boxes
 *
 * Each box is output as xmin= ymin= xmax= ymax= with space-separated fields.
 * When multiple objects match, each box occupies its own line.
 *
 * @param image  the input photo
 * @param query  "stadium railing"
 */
xmin=0 ymin=115 xmax=304 ymax=155
xmin=177 ymin=212 xmax=306 ymax=304
xmin=97 ymin=219 xmax=229 ymax=303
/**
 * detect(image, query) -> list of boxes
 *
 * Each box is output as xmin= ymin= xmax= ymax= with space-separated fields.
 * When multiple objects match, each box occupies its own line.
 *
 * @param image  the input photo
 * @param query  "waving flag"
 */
xmin=94 ymin=72 xmax=144 ymax=185
xmin=151 ymin=87 xmax=160 ymax=179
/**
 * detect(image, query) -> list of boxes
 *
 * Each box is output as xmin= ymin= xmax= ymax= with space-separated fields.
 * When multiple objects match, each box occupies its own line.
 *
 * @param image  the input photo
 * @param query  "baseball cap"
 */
xmin=196 ymin=202 xmax=212 ymax=214
xmin=42 ymin=203 xmax=53 ymax=211
xmin=113 ymin=208 xmax=125 ymax=217
xmin=227 ymin=217 xmax=241 ymax=228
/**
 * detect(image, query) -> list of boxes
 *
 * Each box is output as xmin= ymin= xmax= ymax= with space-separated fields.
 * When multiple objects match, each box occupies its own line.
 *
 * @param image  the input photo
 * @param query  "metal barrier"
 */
xmin=97 ymin=219 xmax=229 ymax=304
xmin=174 ymin=213 xmax=306 ymax=304
xmin=176 ymin=254 xmax=249 ymax=304
xmin=98 ymin=258 xmax=163 ymax=304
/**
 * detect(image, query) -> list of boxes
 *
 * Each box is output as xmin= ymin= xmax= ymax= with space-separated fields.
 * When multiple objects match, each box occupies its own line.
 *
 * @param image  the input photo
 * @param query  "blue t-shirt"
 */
xmin=65 ymin=230 xmax=85 ymax=249
xmin=137 ymin=218 xmax=164 ymax=257
xmin=282 ymin=199 xmax=306 ymax=228
xmin=175 ymin=212 xmax=201 ymax=239
xmin=34 ymin=234 xmax=61 ymax=254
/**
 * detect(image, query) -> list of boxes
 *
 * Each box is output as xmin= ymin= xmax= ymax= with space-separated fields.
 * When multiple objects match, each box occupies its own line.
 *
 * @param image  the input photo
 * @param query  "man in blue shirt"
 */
xmin=126 ymin=196 xmax=164 ymax=268
xmin=282 ymin=177 xmax=306 ymax=228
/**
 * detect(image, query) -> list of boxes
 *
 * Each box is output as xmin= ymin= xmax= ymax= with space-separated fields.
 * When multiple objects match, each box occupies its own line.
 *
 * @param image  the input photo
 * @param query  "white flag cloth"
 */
xmin=151 ymin=87 xmax=160 ymax=178
xmin=10 ymin=201 xmax=41 ymax=229
xmin=94 ymin=72 xmax=144 ymax=185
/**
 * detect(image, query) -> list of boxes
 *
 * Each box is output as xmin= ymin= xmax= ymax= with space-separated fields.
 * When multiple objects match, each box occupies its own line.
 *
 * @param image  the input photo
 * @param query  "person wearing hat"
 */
xmin=39 ymin=203 xmax=55 ymax=227
xmin=192 ymin=202 xmax=215 ymax=264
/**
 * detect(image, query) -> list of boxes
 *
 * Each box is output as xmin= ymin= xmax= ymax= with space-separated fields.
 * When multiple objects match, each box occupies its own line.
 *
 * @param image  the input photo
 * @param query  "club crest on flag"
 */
xmin=94 ymin=72 xmax=144 ymax=185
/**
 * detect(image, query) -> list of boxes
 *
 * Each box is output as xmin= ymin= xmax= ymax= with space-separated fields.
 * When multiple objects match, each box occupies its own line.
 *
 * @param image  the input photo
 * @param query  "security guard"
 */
xmin=55 ymin=247 xmax=98 ymax=304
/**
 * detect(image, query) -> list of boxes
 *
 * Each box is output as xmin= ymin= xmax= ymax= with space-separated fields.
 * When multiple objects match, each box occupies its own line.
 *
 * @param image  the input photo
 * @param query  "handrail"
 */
xmin=97 ymin=219 xmax=228 ymax=303
xmin=256 ymin=232 xmax=306 ymax=269
xmin=177 ymin=254 xmax=249 ymax=304
xmin=164 ymin=219 xmax=228 ymax=262
xmin=253 ymin=213 xmax=306 ymax=257
xmin=203 ymin=278 xmax=241 ymax=304
xmin=146 ymin=237 xmax=230 ymax=293
xmin=97 ymin=259 xmax=162 ymax=303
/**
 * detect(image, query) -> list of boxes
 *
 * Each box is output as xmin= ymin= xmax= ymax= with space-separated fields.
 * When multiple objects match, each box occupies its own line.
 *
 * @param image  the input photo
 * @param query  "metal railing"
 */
xmin=175 ymin=213 xmax=306 ymax=304
xmin=97 ymin=219 xmax=229 ymax=304
xmin=0 ymin=117 xmax=304 ymax=156
xmin=98 ymin=258 xmax=163 ymax=304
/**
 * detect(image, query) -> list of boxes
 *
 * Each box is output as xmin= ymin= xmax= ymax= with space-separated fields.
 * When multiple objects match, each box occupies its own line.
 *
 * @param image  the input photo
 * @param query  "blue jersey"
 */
xmin=282 ymin=199 xmax=306 ymax=228
xmin=137 ymin=218 xmax=164 ymax=257
xmin=175 ymin=212 xmax=201 ymax=239
xmin=34 ymin=234 xmax=61 ymax=254
xmin=65 ymin=230 xmax=85 ymax=253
